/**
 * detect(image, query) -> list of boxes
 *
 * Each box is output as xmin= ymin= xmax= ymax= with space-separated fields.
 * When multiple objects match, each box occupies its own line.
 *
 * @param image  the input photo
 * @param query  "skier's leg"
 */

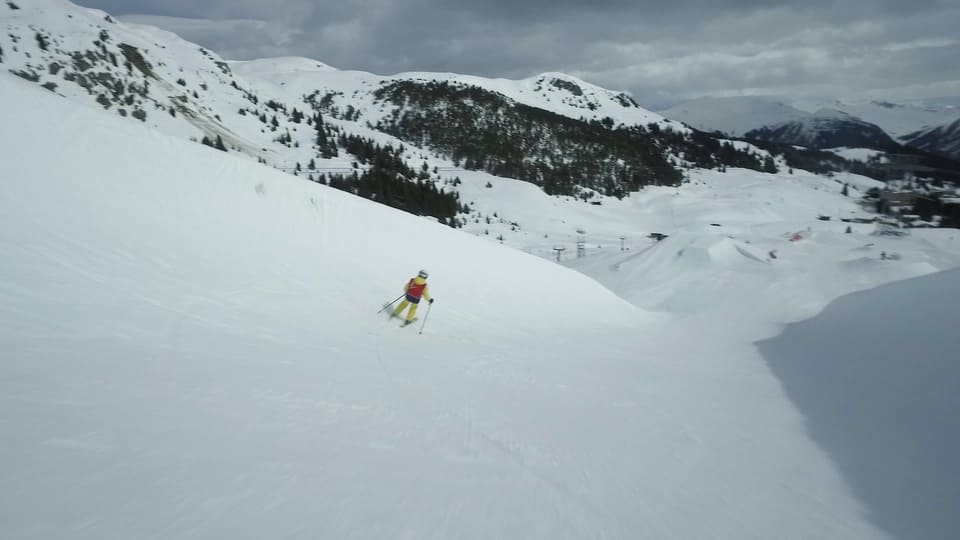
xmin=393 ymin=299 xmax=409 ymax=317
xmin=407 ymin=303 xmax=419 ymax=322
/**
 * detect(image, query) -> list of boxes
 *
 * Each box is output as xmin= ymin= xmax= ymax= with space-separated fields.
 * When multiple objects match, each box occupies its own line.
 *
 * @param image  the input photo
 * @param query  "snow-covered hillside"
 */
xmin=5 ymin=62 xmax=960 ymax=539
xmin=759 ymin=268 xmax=960 ymax=540
xmin=902 ymin=117 xmax=960 ymax=160
xmin=230 ymin=59 xmax=680 ymax=133
xmin=3 ymin=0 xmax=706 ymax=226
xmin=0 ymin=0 xmax=287 ymax=159
xmin=1 ymin=0 xmax=680 ymax=173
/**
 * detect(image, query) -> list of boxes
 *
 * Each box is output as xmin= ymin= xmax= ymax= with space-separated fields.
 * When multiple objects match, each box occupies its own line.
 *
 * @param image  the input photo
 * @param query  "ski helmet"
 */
xmin=418 ymin=269 xmax=429 ymax=278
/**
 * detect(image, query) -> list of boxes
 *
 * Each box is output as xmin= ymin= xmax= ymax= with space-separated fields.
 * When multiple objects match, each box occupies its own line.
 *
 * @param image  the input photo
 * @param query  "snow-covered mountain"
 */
xmin=661 ymin=95 xmax=960 ymax=140
xmin=661 ymin=95 xmax=960 ymax=166
xmin=1 ymin=0 xmax=291 ymax=158
xmin=4 ymin=0 xmax=879 ymax=213
xmin=660 ymin=95 xmax=960 ymax=180
xmin=4 ymin=2 xmax=960 ymax=539
xmin=820 ymin=97 xmax=960 ymax=139
xmin=658 ymin=95 xmax=812 ymax=136
xmin=902 ymin=118 xmax=960 ymax=160
xmin=745 ymin=109 xmax=900 ymax=152
xmin=0 ymin=0 xmax=679 ymax=169
xmin=230 ymin=58 xmax=678 ymax=132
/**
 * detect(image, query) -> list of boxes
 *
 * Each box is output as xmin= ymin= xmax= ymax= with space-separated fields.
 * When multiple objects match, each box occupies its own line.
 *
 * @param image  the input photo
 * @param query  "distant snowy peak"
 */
xmin=497 ymin=71 xmax=679 ymax=129
xmin=902 ymin=118 xmax=960 ymax=160
xmin=658 ymin=96 xmax=811 ymax=136
xmin=745 ymin=110 xmax=899 ymax=152
xmin=662 ymin=95 xmax=960 ymax=143
xmin=528 ymin=72 xmax=645 ymax=113
xmin=802 ymin=97 xmax=960 ymax=138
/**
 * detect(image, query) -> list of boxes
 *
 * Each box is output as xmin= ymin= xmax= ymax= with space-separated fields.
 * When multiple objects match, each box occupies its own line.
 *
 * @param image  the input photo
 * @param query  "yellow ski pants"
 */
xmin=393 ymin=299 xmax=420 ymax=322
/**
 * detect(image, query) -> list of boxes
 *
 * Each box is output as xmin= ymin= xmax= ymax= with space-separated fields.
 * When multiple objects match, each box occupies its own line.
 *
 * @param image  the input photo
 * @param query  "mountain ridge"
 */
xmin=902 ymin=118 xmax=960 ymax=160
xmin=3 ymin=0 xmax=957 ymax=229
xmin=745 ymin=109 xmax=901 ymax=152
xmin=3 ymin=0 xmax=791 ymax=203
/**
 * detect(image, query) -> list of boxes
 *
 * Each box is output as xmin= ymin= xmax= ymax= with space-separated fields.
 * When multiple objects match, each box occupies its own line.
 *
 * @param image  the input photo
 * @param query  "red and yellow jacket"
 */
xmin=404 ymin=276 xmax=431 ymax=303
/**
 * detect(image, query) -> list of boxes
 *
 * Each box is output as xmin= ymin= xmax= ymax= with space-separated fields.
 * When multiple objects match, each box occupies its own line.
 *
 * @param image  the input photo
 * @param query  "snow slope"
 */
xmin=0 ymin=73 xmax=649 ymax=539
xmin=1 ymin=0 xmax=265 ymax=151
xmin=758 ymin=269 xmax=960 ymax=540
xmin=9 ymin=70 xmax=960 ymax=539
xmin=3 ymin=6 xmax=960 ymax=539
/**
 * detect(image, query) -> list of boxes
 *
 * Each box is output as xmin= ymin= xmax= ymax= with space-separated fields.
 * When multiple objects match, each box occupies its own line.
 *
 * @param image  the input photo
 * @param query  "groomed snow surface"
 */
xmin=2 ymin=73 xmax=960 ymax=539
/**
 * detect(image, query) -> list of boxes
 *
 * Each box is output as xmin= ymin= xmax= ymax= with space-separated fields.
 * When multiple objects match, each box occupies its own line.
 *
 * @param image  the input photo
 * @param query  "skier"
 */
xmin=392 ymin=269 xmax=433 ymax=325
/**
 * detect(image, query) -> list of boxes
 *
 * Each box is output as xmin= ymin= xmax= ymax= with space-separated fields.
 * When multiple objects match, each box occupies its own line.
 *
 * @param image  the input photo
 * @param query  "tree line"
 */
xmin=372 ymin=80 xmax=683 ymax=198
xmin=318 ymin=134 xmax=466 ymax=227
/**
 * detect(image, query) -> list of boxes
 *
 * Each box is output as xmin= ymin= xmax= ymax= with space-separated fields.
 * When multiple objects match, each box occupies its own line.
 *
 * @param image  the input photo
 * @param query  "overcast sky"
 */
xmin=77 ymin=0 xmax=960 ymax=109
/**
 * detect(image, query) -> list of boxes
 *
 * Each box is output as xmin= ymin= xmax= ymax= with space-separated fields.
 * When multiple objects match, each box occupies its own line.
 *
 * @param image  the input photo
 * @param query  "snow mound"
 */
xmin=607 ymin=233 xmax=775 ymax=314
xmin=230 ymin=56 xmax=338 ymax=74
xmin=676 ymin=236 xmax=771 ymax=270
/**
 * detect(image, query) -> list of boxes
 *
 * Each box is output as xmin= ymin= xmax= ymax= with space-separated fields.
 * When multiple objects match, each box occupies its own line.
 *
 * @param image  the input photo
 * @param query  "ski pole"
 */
xmin=377 ymin=294 xmax=405 ymax=313
xmin=418 ymin=300 xmax=433 ymax=335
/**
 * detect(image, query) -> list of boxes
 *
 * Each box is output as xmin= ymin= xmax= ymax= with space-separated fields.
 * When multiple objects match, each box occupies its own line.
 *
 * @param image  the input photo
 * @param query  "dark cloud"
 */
xmin=76 ymin=0 xmax=960 ymax=108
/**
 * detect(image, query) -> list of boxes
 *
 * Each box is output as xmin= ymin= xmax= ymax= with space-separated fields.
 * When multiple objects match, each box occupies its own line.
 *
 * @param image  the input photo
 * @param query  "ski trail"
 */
xmin=609 ymin=242 xmax=659 ymax=272
xmin=365 ymin=320 xmax=617 ymax=538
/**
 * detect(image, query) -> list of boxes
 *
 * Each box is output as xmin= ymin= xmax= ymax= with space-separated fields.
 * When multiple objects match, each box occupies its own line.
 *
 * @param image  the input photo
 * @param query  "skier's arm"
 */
xmin=422 ymin=285 xmax=431 ymax=302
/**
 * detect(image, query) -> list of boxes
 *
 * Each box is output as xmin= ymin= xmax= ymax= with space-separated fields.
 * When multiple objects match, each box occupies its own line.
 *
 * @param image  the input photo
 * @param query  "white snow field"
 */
xmin=2 ymin=72 xmax=960 ymax=540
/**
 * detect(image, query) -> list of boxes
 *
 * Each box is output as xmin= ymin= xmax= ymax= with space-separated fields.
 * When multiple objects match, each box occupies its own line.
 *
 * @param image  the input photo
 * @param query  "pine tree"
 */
xmin=316 ymin=120 xmax=327 ymax=147
xmin=763 ymin=156 xmax=778 ymax=174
